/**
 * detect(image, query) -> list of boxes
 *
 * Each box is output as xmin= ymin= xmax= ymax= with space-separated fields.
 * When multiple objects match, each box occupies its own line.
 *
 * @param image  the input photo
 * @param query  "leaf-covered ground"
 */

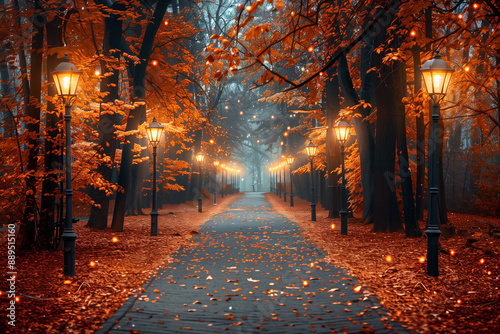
xmin=266 ymin=193 xmax=500 ymax=334
xmin=0 ymin=194 xmax=242 ymax=333
xmin=1 ymin=192 xmax=498 ymax=333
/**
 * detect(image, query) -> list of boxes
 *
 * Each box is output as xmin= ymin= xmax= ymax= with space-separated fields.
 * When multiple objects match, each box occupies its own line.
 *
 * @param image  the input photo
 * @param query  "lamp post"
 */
xmin=269 ymin=167 xmax=272 ymax=193
xmin=52 ymin=54 xmax=82 ymax=276
xmin=213 ymin=160 xmax=219 ymax=205
xmin=334 ymin=121 xmax=353 ymax=235
xmin=305 ymin=140 xmax=318 ymax=221
xmin=195 ymin=152 xmax=205 ymax=212
xmin=287 ymin=156 xmax=295 ymax=207
xmin=282 ymin=161 xmax=287 ymax=202
xmin=220 ymin=164 xmax=225 ymax=198
xmin=146 ymin=118 xmax=164 ymax=236
xmin=421 ymin=50 xmax=454 ymax=277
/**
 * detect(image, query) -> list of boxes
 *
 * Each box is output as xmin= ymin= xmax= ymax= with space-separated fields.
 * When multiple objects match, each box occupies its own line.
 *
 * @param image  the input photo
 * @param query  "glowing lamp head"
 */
xmin=333 ymin=120 xmax=353 ymax=145
xmin=286 ymin=156 xmax=295 ymax=165
xmin=214 ymin=160 xmax=220 ymax=167
xmin=305 ymin=140 xmax=317 ymax=157
xmin=146 ymin=118 xmax=164 ymax=147
xmin=420 ymin=51 xmax=454 ymax=103
xmin=52 ymin=54 xmax=82 ymax=103
xmin=195 ymin=152 xmax=205 ymax=163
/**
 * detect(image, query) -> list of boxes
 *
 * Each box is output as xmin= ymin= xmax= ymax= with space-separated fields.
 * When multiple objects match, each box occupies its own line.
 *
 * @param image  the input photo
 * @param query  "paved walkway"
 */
xmin=98 ymin=193 xmax=410 ymax=333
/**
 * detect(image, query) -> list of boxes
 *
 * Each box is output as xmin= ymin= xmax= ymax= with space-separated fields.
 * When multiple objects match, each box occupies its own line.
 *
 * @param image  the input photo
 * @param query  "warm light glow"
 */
xmin=15 ymin=296 xmax=20 ymax=302
xmin=283 ymin=131 xmax=288 ymax=137
xmin=94 ymin=69 xmax=101 ymax=76
xmin=487 ymin=271 xmax=491 ymax=275
xmin=152 ymin=60 xmax=158 ymax=66
xmin=464 ymin=66 xmax=470 ymax=72
xmin=302 ymin=280 xmax=309 ymax=287
xmin=52 ymin=55 xmax=82 ymax=100
xmin=237 ymin=99 xmax=241 ymax=103
xmin=257 ymin=140 xmax=261 ymax=144
xmin=421 ymin=51 xmax=454 ymax=100
xmin=225 ymin=105 xmax=229 ymax=110
xmin=308 ymin=46 xmax=314 ymax=53
xmin=253 ymin=115 xmax=257 ymax=119
xmin=195 ymin=152 xmax=205 ymax=163
xmin=410 ymin=30 xmax=416 ymax=37
xmin=319 ymin=72 xmax=324 ymax=76
xmin=280 ymin=141 xmax=284 ymax=146
xmin=457 ymin=13 xmax=463 ymax=20
xmin=246 ymin=5 xmax=252 ymax=12
xmin=473 ymin=3 xmax=479 ymax=9
xmin=209 ymin=139 xmax=215 ymax=144
xmin=291 ymin=11 xmax=294 ymax=16
xmin=353 ymin=285 xmax=362 ymax=293
xmin=90 ymin=261 xmax=96 ymax=267
xmin=309 ymin=263 xmax=314 ymax=268
xmin=457 ymin=299 xmax=462 ymax=304
xmin=450 ymin=250 xmax=456 ymax=256
xmin=330 ymin=223 xmax=335 ymax=229
xmin=271 ymin=115 xmax=275 ymax=119
xmin=64 ymin=280 xmax=72 ymax=284
xmin=305 ymin=140 xmax=317 ymax=157
xmin=333 ymin=120 xmax=353 ymax=145
xmin=287 ymin=126 xmax=291 ymax=130
xmin=419 ymin=256 xmax=425 ymax=263
xmin=479 ymin=258 xmax=485 ymax=264
xmin=146 ymin=118 xmax=164 ymax=147
xmin=214 ymin=160 xmax=219 ymax=167
xmin=385 ymin=255 xmax=392 ymax=262
xmin=240 ymin=111 xmax=243 ymax=115
xmin=164 ymin=20 xmax=169 ymax=26
xmin=112 ymin=237 xmax=118 ymax=243
xmin=286 ymin=156 xmax=295 ymax=165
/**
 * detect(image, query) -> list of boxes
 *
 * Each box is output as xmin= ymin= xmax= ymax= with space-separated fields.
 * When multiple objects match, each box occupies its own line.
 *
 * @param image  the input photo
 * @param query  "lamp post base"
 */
xmin=290 ymin=195 xmax=294 ymax=207
xmin=214 ymin=192 xmax=217 ymax=205
xmin=340 ymin=209 xmax=348 ymax=235
xmin=150 ymin=211 xmax=158 ymax=236
xmin=310 ymin=202 xmax=316 ymax=221
xmin=62 ymin=229 xmax=77 ymax=276
xmin=426 ymin=227 xmax=441 ymax=277
xmin=198 ymin=197 xmax=202 ymax=213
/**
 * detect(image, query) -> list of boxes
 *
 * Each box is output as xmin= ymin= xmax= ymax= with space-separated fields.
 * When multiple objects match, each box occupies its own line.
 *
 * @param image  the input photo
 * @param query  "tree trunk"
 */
xmin=88 ymin=8 xmax=123 ymax=230
xmin=396 ymin=62 xmax=422 ymax=237
xmin=325 ymin=65 xmax=341 ymax=218
xmin=413 ymin=46 xmax=425 ymax=221
xmin=40 ymin=13 xmax=64 ymax=248
xmin=371 ymin=22 xmax=402 ymax=233
xmin=112 ymin=0 xmax=171 ymax=232
xmin=20 ymin=1 xmax=44 ymax=249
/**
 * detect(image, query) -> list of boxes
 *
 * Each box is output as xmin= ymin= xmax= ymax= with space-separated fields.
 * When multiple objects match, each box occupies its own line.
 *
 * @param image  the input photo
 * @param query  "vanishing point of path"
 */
xmin=98 ymin=193 xmax=411 ymax=334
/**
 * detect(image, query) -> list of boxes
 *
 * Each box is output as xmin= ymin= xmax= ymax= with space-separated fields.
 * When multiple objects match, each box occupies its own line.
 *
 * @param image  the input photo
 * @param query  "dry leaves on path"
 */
xmin=266 ymin=193 xmax=500 ymax=334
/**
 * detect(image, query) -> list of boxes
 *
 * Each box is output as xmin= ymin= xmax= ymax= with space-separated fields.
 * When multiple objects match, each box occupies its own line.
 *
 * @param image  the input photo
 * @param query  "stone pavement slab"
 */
xmin=97 ymin=192 xmax=412 ymax=333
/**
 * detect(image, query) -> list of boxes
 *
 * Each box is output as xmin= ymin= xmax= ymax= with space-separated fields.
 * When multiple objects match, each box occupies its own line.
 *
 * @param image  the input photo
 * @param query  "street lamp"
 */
xmin=305 ymin=140 xmax=318 ymax=221
xmin=213 ymin=160 xmax=219 ymax=205
xmin=334 ymin=120 xmax=353 ymax=235
xmin=195 ymin=152 xmax=205 ymax=212
xmin=286 ymin=156 xmax=295 ymax=207
xmin=52 ymin=54 xmax=82 ymax=276
xmin=421 ymin=50 xmax=454 ymax=277
xmin=146 ymin=118 xmax=164 ymax=236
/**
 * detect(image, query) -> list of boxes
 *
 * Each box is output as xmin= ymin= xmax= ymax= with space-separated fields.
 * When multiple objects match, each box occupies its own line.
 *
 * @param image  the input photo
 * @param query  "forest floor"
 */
xmin=0 ymin=193 xmax=243 ymax=333
xmin=266 ymin=193 xmax=500 ymax=334
xmin=0 ymin=192 xmax=498 ymax=333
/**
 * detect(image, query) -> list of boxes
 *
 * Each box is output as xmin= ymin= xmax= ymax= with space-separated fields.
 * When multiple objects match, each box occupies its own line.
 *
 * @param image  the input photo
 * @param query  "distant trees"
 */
xmin=207 ymin=0 xmax=500 ymax=231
